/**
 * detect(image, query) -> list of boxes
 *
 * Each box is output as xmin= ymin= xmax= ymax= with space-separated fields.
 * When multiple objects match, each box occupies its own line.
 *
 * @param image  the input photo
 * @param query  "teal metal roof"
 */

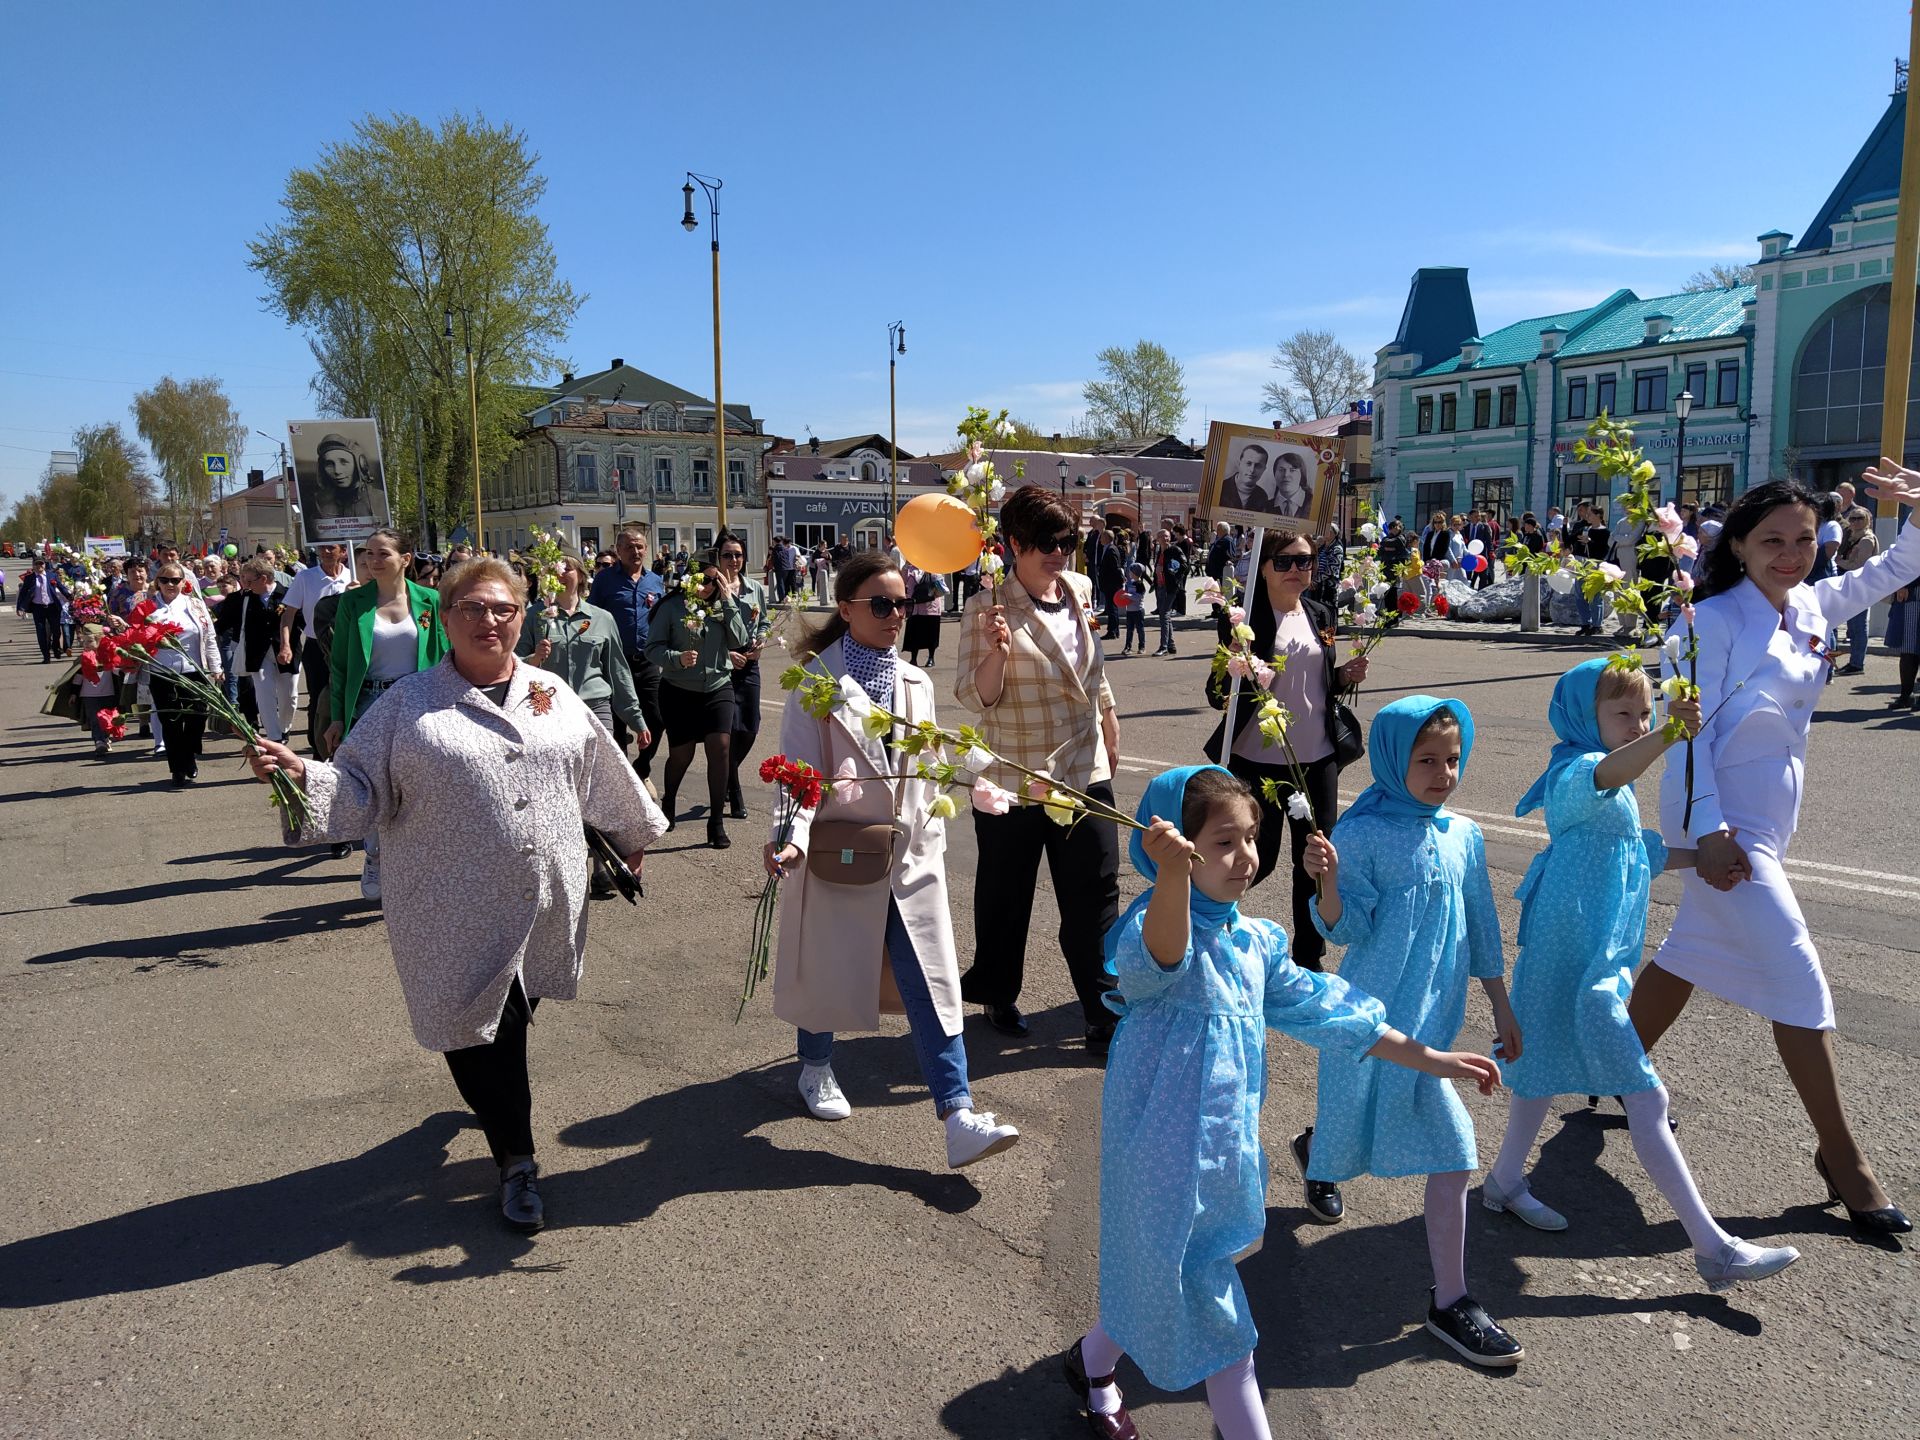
xmin=1411 ymin=284 xmax=1753 ymax=376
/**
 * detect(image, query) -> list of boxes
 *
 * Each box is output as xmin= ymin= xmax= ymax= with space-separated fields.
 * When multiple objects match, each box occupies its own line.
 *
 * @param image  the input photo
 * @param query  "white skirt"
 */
xmin=1650 ymin=755 xmax=1834 ymax=1030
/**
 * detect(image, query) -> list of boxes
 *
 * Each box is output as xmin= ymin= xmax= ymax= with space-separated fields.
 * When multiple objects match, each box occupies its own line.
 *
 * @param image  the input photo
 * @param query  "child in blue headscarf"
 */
xmin=1299 ymin=695 xmax=1524 ymax=1367
xmin=1485 ymin=658 xmax=1799 ymax=1292
xmin=1065 ymin=764 xmax=1498 ymax=1440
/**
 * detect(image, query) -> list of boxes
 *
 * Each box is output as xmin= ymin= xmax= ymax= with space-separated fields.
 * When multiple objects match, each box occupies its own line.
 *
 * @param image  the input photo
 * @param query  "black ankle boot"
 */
xmin=727 ymin=775 xmax=747 ymax=820
xmin=707 ymin=818 xmax=730 ymax=850
xmin=661 ymin=790 xmax=678 ymax=832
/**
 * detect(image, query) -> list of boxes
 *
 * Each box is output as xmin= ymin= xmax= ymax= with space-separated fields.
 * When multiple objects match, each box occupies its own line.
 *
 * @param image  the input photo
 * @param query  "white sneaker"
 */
xmin=360 ymin=855 xmax=381 ymax=902
xmin=945 ymin=1108 xmax=1019 ymax=1168
xmin=798 ymin=1063 xmax=850 ymax=1120
xmin=1481 ymin=1173 xmax=1569 ymax=1231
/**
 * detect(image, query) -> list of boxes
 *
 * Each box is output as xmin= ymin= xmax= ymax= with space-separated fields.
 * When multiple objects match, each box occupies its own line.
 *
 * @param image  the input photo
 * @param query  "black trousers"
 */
xmin=728 ymin=660 xmax=762 ymax=801
xmin=28 ymin=605 xmax=60 ymax=660
xmin=614 ymin=652 xmax=666 ymax=781
xmin=299 ymin=637 xmax=331 ymax=754
xmin=443 ymin=979 xmax=540 ymax=1166
xmin=148 ymin=672 xmax=206 ymax=781
xmin=962 ymin=779 xmax=1120 ymax=1025
xmin=1226 ymin=749 xmax=1341 ymax=971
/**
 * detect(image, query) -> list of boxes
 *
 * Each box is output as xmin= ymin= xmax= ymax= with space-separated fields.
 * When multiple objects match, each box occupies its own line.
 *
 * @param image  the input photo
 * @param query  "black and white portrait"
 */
xmin=1201 ymin=423 xmax=1337 ymax=534
xmin=289 ymin=419 xmax=391 ymax=545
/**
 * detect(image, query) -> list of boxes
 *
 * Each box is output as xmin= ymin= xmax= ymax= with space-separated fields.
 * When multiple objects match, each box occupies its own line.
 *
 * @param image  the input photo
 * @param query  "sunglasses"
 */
xmin=156 ymin=575 xmax=185 ymax=585
xmin=451 ymin=600 xmax=523 ymax=623
xmin=1267 ymin=554 xmax=1314 ymax=572
xmin=860 ymin=595 xmax=912 ymax=618
xmin=1028 ymin=533 xmax=1077 ymax=555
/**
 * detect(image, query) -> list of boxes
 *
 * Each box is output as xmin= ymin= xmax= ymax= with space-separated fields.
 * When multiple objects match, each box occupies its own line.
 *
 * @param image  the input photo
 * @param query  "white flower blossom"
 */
xmin=1286 ymin=791 xmax=1313 ymax=821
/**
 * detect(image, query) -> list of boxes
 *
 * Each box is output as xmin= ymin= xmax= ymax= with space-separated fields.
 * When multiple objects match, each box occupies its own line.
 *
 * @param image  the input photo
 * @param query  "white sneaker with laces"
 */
xmin=1481 ymin=1172 xmax=1569 ymax=1231
xmin=798 ymin=1063 xmax=850 ymax=1120
xmin=360 ymin=854 xmax=382 ymax=902
xmin=945 ymin=1108 xmax=1019 ymax=1168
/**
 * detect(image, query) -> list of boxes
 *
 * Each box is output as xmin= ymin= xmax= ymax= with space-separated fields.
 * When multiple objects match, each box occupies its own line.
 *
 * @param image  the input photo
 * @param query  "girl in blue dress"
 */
xmin=1300 ymin=696 xmax=1524 ymax=1367
xmin=1486 ymin=658 xmax=1800 ymax=1290
xmin=1065 ymin=764 xmax=1497 ymax=1440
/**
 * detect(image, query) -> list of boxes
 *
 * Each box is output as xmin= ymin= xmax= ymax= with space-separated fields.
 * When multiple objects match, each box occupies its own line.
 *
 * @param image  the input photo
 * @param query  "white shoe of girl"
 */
xmin=798 ymin=1063 xmax=851 ymax=1120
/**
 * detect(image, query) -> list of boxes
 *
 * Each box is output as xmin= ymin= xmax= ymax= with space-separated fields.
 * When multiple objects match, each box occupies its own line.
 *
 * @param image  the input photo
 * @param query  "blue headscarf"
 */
xmin=1514 ymin=658 xmax=1609 ymax=819
xmin=1102 ymin=764 xmax=1242 ymax=995
xmin=1340 ymin=694 xmax=1475 ymax=830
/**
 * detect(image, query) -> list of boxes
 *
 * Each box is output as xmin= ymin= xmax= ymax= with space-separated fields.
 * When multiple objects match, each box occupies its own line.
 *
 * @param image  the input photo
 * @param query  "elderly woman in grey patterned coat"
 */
xmin=245 ymin=557 xmax=667 ymax=1234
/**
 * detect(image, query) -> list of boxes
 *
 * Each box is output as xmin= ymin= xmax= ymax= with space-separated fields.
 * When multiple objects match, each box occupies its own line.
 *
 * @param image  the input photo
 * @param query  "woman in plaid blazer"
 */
xmin=956 ymin=486 xmax=1124 ymax=1057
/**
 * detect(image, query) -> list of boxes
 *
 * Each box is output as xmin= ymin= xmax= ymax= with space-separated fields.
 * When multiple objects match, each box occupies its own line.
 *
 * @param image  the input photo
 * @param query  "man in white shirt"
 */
xmin=278 ymin=542 xmax=351 ymax=749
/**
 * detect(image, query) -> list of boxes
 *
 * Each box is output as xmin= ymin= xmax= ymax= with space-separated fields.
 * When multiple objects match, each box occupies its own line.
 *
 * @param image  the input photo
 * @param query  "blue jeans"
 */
xmin=1121 ymin=609 xmax=1145 ymax=651
xmin=1846 ymin=610 xmax=1870 ymax=668
xmin=1577 ymin=591 xmax=1601 ymax=629
xmin=797 ymin=899 xmax=971 ymax=1115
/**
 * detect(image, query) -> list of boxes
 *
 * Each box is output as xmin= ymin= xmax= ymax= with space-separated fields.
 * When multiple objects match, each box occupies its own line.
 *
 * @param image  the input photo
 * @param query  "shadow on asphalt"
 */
xmin=66 ymin=852 xmax=338 ymax=908
xmin=26 ymin=896 xmax=380 ymax=967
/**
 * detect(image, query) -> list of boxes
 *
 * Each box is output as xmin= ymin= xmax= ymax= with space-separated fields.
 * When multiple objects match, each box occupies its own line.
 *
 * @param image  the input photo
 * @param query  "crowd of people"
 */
xmin=17 ymin=462 xmax=1920 ymax=1440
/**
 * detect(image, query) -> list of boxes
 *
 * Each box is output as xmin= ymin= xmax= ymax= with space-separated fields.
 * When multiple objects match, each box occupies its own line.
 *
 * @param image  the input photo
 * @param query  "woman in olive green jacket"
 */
xmin=326 ymin=529 xmax=450 ymax=900
xmin=644 ymin=561 xmax=751 ymax=848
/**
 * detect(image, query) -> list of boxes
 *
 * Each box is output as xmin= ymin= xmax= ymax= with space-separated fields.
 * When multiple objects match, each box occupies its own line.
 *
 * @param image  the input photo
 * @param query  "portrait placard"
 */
xmin=288 ymin=419 xmax=391 ymax=546
xmin=1200 ymin=422 xmax=1339 ymax=536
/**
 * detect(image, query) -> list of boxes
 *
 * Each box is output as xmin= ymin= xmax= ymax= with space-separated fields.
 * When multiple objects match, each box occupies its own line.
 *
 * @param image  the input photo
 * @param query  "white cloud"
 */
xmin=1478 ymin=227 xmax=1752 ymax=261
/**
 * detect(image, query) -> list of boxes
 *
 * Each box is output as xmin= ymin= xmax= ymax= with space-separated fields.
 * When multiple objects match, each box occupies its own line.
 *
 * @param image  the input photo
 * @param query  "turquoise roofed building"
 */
xmin=1369 ymin=75 xmax=1918 ymax=528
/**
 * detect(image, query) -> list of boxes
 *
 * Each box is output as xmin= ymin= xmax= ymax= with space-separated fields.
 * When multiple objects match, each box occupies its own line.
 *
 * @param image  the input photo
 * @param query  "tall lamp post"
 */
xmin=682 ymin=173 xmax=728 ymax=538
xmin=445 ymin=308 xmax=484 ymax=552
xmin=1673 ymin=388 xmax=1693 ymax=508
xmin=256 ymin=428 xmax=295 ymax=555
xmin=887 ymin=321 xmax=906 ymax=519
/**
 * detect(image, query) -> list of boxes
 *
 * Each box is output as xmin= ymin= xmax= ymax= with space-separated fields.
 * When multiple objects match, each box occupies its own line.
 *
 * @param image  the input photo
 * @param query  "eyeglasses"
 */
xmin=862 ymin=595 xmax=912 ymax=618
xmin=1028 ymin=533 xmax=1077 ymax=555
xmin=718 ymin=550 xmax=745 ymax=561
xmin=1268 ymin=554 xmax=1314 ymax=572
xmin=451 ymin=600 xmax=523 ymax=623
xmin=156 ymin=575 xmax=185 ymax=585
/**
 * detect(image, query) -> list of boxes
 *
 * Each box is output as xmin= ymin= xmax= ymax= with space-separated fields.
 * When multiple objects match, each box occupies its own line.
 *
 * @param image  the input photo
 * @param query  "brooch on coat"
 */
xmin=525 ymin=679 xmax=556 ymax=716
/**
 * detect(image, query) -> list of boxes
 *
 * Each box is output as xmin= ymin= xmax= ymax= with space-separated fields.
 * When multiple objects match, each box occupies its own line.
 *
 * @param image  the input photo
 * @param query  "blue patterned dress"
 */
xmin=1307 ymin=808 xmax=1504 ymax=1180
xmin=1100 ymin=906 xmax=1387 ymax=1391
xmin=1504 ymin=753 xmax=1664 ymax=1099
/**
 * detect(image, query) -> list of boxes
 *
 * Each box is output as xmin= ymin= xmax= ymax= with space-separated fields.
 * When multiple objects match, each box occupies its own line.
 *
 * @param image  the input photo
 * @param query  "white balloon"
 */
xmin=1467 ymin=539 xmax=1485 ymax=556
xmin=1546 ymin=568 xmax=1577 ymax=594
xmin=1358 ymin=523 xmax=1379 ymax=541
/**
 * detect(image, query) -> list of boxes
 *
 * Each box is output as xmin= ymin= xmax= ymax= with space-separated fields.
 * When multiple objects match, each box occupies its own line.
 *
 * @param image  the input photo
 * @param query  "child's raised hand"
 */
xmin=1667 ymin=695 xmax=1703 ymax=738
xmin=1140 ymin=816 xmax=1196 ymax=871
xmin=1303 ymin=831 xmax=1338 ymax=880
xmin=1429 ymin=1049 xmax=1502 ymax=1095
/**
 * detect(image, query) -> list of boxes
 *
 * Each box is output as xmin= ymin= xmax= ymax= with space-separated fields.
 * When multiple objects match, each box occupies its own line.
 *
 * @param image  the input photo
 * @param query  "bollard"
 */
xmin=1521 ymin=572 xmax=1541 ymax=632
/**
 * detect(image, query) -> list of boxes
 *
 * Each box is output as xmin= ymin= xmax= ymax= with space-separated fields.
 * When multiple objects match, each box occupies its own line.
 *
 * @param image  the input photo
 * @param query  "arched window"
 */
xmin=1793 ymin=283 xmax=1920 ymax=450
xmin=860 ymin=461 xmax=877 ymax=483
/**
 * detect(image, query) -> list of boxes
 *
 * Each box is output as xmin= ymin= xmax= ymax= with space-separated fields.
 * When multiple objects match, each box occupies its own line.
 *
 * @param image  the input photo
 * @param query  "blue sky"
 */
xmin=0 ymin=0 xmax=1909 ymax=508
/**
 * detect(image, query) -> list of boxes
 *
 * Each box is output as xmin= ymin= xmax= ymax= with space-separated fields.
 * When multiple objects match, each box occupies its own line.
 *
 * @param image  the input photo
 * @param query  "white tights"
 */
xmin=1425 ymin=1170 xmax=1471 ymax=1308
xmin=1491 ymin=1086 xmax=1737 ymax=1257
xmin=1077 ymin=1324 xmax=1270 ymax=1439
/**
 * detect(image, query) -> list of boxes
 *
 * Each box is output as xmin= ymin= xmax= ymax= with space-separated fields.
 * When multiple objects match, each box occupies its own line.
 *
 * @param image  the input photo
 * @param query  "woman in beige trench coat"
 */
xmin=245 ymin=558 xmax=667 ymax=1235
xmin=764 ymin=552 xmax=1019 ymax=1170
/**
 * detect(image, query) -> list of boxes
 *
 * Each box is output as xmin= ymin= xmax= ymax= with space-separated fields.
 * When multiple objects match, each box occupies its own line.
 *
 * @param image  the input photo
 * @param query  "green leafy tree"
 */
xmin=1082 ymin=340 xmax=1188 ymax=441
xmin=249 ymin=112 xmax=582 ymax=543
xmin=1262 ymin=328 xmax=1371 ymax=424
xmin=131 ymin=377 xmax=245 ymax=547
xmin=70 ymin=423 xmax=154 ymax=539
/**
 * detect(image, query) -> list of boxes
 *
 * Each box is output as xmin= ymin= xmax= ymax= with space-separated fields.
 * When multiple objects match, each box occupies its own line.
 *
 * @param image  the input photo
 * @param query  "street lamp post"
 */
xmin=445 ymin=308 xmax=484 ymax=552
xmin=887 ymin=321 xmax=906 ymax=520
xmin=682 ymin=173 xmax=728 ymax=538
xmin=1673 ymin=388 xmax=1694 ymax=508
xmin=255 ymin=428 xmax=295 ymax=554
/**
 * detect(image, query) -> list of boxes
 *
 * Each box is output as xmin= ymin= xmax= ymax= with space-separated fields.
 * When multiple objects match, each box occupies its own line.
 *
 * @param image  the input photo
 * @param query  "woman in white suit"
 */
xmin=1632 ymin=470 xmax=1920 ymax=1238
xmin=763 ymin=551 xmax=1019 ymax=1170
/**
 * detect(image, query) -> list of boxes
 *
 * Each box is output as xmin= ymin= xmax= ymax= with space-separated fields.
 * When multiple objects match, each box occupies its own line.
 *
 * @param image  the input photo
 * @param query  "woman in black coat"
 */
xmin=1203 ymin=529 xmax=1368 ymax=970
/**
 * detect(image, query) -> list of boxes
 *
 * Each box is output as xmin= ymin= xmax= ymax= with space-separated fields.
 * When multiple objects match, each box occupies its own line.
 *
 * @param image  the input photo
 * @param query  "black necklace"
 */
xmin=1030 ymin=591 xmax=1069 ymax=613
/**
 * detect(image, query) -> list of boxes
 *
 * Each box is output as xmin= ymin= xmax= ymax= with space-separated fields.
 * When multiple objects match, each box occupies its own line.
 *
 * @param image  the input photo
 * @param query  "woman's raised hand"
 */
xmin=245 ymin=735 xmax=305 ymax=787
xmin=1139 ymin=816 xmax=1196 ymax=870
xmin=983 ymin=604 xmax=1011 ymax=655
xmin=1862 ymin=457 xmax=1920 ymax=509
xmin=1339 ymin=655 xmax=1370 ymax=685
xmin=764 ymin=841 xmax=801 ymax=879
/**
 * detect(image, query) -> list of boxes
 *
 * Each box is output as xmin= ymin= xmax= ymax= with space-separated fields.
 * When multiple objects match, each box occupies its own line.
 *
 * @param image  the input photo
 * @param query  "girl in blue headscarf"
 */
xmin=1485 ymin=659 xmax=1799 ymax=1292
xmin=1299 ymin=694 xmax=1525 ymax=1366
xmin=1064 ymin=763 xmax=1498 ymax=1440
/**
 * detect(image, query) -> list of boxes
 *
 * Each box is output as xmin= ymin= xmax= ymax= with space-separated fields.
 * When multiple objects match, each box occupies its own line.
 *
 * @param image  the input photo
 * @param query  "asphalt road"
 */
xmin=1 ymin=608 xmax=1915 ymax=1440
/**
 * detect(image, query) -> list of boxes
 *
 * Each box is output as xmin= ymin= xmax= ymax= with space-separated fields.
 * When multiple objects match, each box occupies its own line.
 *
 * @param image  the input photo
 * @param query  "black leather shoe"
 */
xmin=1425 ymin=1289 xmax=1523 ymax=1366
xmin=983 ymin=1003 xmax=1028 ymax=1037
xmin=500 ymin=1160 xmax=544 ymax=1233
xmin=1085 ymin=1020 xmax=1115 ymax=1059
xmin=1816 ymin=1150 xmax=1913 ymax=1235
xmin=1290 ymin=1127 xmax=1344 ymax=1224
xmin=707 ymin=819 xmax=731 ymax=850
xmin=1062 ymin=1340 xmax=1140 ymax=1440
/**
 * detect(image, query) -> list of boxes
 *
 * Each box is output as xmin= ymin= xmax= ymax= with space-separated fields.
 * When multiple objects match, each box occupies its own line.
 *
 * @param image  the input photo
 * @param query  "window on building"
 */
xmin=1471 ymin=476 xmax=1515 ymax=526
xmin=654 ymin=456 xmax=673 ymax=493
xmin=1716 ymin=359 xmax=1741 ymax=407
xmin=693 ymin=526 xmax=715 ymax=555
xmin=1416 ymin=395 xmax=1434 ymax=434
xmin=1567 ymin=377 xmax=1588 ymax=420
xmin=1595 ymin=374 xmax=1617 ymax=416
xmin=1558 ymin=477 xmax=1603 ymax=515
xmin=1632 ymin=369 xmax=1668 ymax=413
xmin=1678 ymin=464 xmax=1733 ymax=511
xmin=793 ymin=523 xmax=837 ymax=551
xmin=691 ymin=458 xmax=712 ymax=495
xmin=1439 ymin=394 xmax=1457 ymax=432
xmin=1414 ymin=480 xmax=1456 ymax=520
xmin=727 ymin=458 xmax=746 ymax=497
xmin=614 ymin=455 xmax=637 ymax=494
xmin=1472 ymin=390 xmax=1491 ymax=429
xmin=573 ymin=452 xmax=598 ymax=492
xmin=656 ymin=527 xmax=678 ymax=555
xmin=1110 ymin=476 xmax=1125 ymax=496
xmin=859 ymin=461 xmax=877 ymax=482
xmin=1684 ymin=362 xmax=1708 ymax=408
xmin=1498 ymin=386 xmax=1517 ymax=427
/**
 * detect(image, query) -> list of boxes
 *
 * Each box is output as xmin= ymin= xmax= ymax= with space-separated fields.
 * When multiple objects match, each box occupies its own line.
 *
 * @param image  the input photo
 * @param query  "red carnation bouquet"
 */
xmin=78 ymin=599 xmax=309 ymax=825
xmin=740 ymin=753 xmax=825 ymax=1019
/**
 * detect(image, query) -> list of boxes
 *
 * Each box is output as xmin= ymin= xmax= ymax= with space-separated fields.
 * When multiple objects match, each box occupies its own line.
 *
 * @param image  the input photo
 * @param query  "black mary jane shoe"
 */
xmin=1061 ymin=1341 xmax=1141 ymax=1440
xmin=1289 ymin=1127 xmax=1344 ymax=1224
xmin=1816 ymin=1151 xmax=1913 ymax=1236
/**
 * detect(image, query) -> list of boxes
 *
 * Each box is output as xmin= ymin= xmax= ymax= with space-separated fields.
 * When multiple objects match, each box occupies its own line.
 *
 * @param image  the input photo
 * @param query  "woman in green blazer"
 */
xmin=325 ymin=529 xmax=449 ymax=900
xmin=644 ymin=560 xmax=751 ymax=848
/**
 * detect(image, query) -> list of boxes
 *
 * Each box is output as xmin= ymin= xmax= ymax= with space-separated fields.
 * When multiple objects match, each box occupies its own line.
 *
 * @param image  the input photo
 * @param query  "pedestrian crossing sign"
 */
xmin=204 ymin=454 xmax=230 ymax=475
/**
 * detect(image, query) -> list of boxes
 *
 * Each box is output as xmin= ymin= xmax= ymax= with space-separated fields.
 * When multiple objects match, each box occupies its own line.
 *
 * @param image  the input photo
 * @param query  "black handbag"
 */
xmin=1330 ymin=696 xmax=1365 ymax=769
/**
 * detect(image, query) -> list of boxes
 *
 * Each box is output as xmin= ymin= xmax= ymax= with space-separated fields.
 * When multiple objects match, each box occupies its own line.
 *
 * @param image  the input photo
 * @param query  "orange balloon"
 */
xmin=895 ymin=493 xmax=984 ymax=574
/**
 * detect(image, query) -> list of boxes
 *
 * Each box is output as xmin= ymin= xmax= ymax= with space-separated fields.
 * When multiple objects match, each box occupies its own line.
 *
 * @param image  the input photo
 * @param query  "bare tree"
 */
xmin=1262 ymin=329 xmax=1370 ymax=425
xmin=1082 ymin=341 xmax=1188 ymax=440
xmin=1683 ymin=262 xmax=1754 ymax=291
